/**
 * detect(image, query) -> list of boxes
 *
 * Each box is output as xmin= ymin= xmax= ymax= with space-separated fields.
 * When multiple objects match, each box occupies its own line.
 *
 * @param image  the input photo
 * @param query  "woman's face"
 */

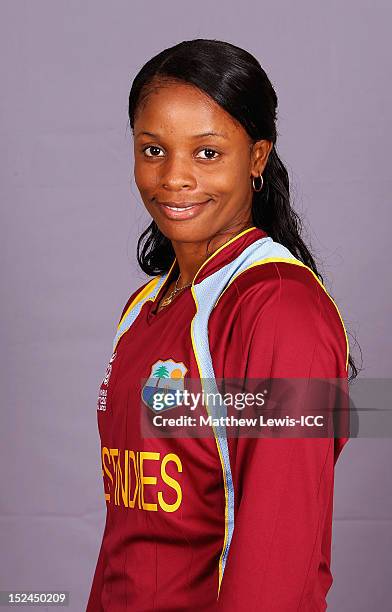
xmin=133 ymin=81 xmax=268 ymax=243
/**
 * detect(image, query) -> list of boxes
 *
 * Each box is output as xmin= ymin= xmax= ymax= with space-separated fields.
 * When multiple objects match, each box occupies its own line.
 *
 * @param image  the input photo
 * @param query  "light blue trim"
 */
xmin=191 ymin=236 xmax=298 ymax=578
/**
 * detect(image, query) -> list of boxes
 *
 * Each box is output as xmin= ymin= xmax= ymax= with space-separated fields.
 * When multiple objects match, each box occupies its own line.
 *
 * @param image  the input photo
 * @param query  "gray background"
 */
xmin=1 ymin=0 xmax=391 ymax=610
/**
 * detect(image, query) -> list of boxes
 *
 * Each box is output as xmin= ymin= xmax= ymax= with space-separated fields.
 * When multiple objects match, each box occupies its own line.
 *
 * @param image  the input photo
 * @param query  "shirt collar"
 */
xmin=164 ymin=225 xmax=268 ymax=287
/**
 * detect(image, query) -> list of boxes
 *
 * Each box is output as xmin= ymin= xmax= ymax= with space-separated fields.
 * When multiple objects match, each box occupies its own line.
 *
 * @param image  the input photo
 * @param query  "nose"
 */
xmin=160 ymin=154 xmax=197 ymax=191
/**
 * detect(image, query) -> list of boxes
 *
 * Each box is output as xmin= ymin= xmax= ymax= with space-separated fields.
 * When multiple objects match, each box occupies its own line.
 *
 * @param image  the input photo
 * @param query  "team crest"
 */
xmin=141 ymin=359 xmax=188 ymax=412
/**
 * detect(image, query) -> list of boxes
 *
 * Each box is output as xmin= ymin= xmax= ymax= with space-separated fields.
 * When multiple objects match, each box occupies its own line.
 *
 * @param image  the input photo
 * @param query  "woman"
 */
xmin=87 ymin=39 xmax=358 ymax=611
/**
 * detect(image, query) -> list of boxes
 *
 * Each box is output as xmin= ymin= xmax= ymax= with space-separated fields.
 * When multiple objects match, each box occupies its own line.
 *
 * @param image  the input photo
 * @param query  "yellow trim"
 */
xmin=117 ymin=277 xmax=161 ymax=330
xmin=114 ymin=258 xmax=178 ymax=351
xmin=214 ymin=257 xmax=350 ymax=372
xmin=165 ymin=226 xmax=258 ymax=290
xmin=151 ymin=256 xmax=178 ymax=303
xmin=192 ymin=226 xmax=257 ymax=285
xmin=190 ymin=285 xmax=230 ymax=596
xmin=117 ymin=256 xmax=178 ymax=331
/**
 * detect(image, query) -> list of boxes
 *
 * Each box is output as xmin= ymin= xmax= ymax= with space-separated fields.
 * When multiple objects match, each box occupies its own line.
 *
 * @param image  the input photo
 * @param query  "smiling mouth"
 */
xmin=154 ymin=199 xmax=213 ymax=220
xmin=162 ymin=204 xmax=197 ymax=211
xmin=157 ymin=200 xmax=211 ymax=211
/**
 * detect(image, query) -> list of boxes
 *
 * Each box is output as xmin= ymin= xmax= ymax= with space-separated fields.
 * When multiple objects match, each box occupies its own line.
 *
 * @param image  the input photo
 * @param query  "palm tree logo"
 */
xmin=152 ymin=365 xmax=170 ymax=387
xmin=141 ymin=359 xmax=188 ymax=412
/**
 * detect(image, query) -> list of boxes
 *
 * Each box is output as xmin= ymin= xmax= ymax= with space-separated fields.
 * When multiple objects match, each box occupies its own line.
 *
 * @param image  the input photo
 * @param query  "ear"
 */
xmin=250 ymin=140 xmax=273 ymax=177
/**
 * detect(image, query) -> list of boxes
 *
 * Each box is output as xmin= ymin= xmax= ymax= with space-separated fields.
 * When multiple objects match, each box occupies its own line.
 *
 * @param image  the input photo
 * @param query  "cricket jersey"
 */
xmin=86 ymin=225 xmax=350 ymax=612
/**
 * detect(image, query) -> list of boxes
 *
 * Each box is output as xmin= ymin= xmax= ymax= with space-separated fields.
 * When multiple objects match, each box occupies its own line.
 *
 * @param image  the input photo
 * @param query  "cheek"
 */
xmin=199 ymin=160 xmax=239 ymax=193
xmin=210 ymin=158 xmax=249 ymax=197
xmin=134 ymin=157 xmax=163 ymax=196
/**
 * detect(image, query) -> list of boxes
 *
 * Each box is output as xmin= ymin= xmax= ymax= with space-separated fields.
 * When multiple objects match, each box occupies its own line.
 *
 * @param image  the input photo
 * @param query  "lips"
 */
xmin=157 ymin=200 xmax=209 ymax=209
xmin=156 ymin=199 xmax=212 ymax=220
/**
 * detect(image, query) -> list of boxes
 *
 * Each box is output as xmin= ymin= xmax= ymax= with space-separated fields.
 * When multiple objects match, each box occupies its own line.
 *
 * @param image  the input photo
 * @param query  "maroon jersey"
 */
xmin=87 ymin=226 xmax=349 ymax=611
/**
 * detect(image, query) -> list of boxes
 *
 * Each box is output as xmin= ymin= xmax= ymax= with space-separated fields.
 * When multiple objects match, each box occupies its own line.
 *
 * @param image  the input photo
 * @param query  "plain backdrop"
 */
xmin=1 ymin=1 xmax=391 ymax=610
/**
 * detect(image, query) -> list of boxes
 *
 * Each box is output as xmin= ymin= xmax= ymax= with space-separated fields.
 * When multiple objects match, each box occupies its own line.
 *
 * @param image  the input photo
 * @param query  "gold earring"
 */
xmin=252 ymin=172 xmax=264 ymax=192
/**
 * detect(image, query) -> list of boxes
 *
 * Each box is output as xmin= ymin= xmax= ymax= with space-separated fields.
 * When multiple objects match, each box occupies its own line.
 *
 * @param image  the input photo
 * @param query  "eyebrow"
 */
xmin=135 ymin=130 xmax=228 ymax=139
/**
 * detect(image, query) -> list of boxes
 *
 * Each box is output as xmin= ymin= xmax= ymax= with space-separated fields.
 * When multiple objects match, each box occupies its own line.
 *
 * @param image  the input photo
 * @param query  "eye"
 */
xmin=142 ymin=145 xmax=164 ymax=157
xmin=196 ymin=148 xmax=220 ymax=160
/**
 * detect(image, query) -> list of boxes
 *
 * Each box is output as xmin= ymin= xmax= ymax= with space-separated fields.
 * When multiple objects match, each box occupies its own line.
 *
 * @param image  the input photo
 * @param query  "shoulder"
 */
xmin=239 ymin=260 xmax=344 ymax=329
xmin=219 ymin=259 xmax=322 ymax=315
xmin=218 ymin=260 xmax=349 ymax=372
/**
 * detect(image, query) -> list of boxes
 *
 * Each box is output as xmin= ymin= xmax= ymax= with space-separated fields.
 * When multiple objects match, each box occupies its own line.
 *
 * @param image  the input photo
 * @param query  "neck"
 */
xmin=171 ymin=220 xmax=254 ymax=285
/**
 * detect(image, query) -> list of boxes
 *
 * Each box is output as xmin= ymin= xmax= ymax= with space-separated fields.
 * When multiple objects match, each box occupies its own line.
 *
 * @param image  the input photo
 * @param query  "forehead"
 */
xmin=134 ymin=81 xmax=243 ymax=138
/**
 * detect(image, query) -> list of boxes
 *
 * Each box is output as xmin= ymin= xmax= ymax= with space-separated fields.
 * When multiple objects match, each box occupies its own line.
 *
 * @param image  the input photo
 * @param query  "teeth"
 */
xmin=165 ymin=205 xmax=194 ymax=211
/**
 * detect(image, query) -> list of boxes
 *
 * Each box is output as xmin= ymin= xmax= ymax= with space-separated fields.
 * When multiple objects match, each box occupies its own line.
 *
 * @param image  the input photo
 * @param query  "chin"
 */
xmin=153 ymin=218 xmax=214 ymax=243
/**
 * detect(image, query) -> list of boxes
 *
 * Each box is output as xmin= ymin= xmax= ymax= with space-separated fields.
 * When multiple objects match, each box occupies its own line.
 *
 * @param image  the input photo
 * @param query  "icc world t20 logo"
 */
xmin=97 ymin=351 xmax=117 ymax=411
xmin=141 ymin=359 xmax=188 ymax=413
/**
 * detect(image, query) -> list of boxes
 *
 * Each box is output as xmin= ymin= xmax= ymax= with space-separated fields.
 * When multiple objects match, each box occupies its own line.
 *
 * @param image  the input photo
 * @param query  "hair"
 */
xmin=128 ymin=38 xmax=361 ymax=382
